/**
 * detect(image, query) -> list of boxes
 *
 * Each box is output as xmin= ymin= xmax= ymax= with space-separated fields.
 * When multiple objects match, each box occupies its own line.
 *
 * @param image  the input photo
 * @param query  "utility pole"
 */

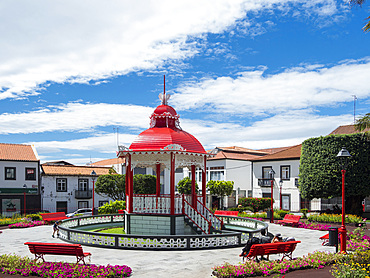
xmin=352 ymin=95 xmax=357 ymax=124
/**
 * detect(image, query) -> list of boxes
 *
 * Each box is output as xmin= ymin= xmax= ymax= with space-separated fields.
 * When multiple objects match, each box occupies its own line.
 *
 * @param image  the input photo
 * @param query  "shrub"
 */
xmin=238 ymin=198 xmax=272 ymax=212
xmin=300 ymin=208 xmax=308 ymax=218
xmin=308 ymin=213 xmax=364 ymax=224
xmin=98 ymin=200 xmax=126 ymax=214
xmin=25 ymin=214 xmax=42 ymax=221
xmin=331 ymin=249 xmax=370 ymax=278
xmin=275 ymin=210 xmax=289 ymax=219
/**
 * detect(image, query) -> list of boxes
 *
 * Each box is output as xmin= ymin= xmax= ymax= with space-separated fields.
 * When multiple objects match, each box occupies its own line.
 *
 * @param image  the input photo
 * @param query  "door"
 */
xmin=282 ymin=195 xmax=290 ymax=211
xmin=56 ymin=201 xmax=68 ymax=213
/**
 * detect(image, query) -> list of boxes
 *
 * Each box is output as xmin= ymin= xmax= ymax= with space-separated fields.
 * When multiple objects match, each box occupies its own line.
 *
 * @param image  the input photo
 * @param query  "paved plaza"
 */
xmin=0 ymin=223 xmax=335 ymax=278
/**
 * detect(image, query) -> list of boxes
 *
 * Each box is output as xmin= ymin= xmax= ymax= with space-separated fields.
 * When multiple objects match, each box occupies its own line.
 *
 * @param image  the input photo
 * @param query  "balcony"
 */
xmin=75 ymin=189 xmax=92 ymax=199
xmin=258 ymin=178 xmax=273 ymax=187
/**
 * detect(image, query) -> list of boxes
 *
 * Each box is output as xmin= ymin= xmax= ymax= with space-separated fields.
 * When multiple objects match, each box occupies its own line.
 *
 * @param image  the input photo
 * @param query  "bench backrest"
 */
xmin=247 ymin=241 xmax=301 ymax=257
xmin=40 ymin=212 xmax=67 ymax=220
xmin=25 ymin=242 xmax=84 ymax=256
xmin=214 ymin=210 xmax=238 ymax=216
xmin=283 ymin=214 xmax=301 ymax=222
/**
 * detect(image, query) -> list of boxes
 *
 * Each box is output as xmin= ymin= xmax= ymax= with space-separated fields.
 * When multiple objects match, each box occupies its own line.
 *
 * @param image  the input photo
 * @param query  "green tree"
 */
xmin=177 ymin=177 xmax=199 ymax=194
xmin=207 ymin=180 xmax=234 ymax=210
xmin=299 ymin=133 xmax=370 ymax=215
xmin=133 ymin=174 xmax=156 ymax=194
xmin=350 ymin=0 xmax=370 ymax=32
xmin=355 ymin=112 xmax=370 ymax=135
xmin=95 ymin=174 xmax=125 ymax=201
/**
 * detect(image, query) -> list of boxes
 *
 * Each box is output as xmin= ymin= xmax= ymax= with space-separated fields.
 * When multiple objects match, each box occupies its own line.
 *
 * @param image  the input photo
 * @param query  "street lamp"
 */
xmin=337 ymin=147 xmax=351 ymax=253
xmin=23 ymin=184 xmax=27 ymax=215
xmin=91 ymin=170 xmax=97 ymax=215
xmin=269 ymin=169 xmax=275 ymax=223
xmin=279 ymin=180 xmax=283 ymax=210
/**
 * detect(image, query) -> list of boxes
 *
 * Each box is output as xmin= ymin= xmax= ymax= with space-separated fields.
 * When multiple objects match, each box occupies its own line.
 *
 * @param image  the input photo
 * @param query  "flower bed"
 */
xmin=9 ymin=220 xmax=45 ymax=229
xmin=307 ymin=213 xmax=364 ymax=224
xmin=213 ymin=251 xmax=341 ymax=277
xmin=331 ymin=249 xmax=370 ymax=277
xmin=0 ymin=254 xmax=132 ymax=277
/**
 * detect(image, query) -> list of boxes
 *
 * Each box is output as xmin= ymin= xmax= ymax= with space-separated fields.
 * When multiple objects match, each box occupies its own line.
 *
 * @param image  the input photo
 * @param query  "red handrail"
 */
xmin=182 ymin=197 xmax=211 ymax=234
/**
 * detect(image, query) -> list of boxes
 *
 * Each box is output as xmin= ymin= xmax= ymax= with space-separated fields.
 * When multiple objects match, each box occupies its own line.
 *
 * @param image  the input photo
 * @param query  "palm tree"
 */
xmin=350 ymin=0 xmax=370 ymax=32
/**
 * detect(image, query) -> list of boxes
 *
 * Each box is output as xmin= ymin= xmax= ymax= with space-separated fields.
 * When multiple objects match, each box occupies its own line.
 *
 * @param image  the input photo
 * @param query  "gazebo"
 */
xmin=117 ymin=86 xmax=221 ymax=235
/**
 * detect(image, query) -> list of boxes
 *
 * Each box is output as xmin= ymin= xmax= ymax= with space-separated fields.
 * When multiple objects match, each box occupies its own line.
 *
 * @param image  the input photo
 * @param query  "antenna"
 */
xmin=352 ymin=95 xmax=357 ymax=124
xmin=113 ymin=127 xmax=119 ymax=148
xmin=158 ymin=75 xmax=170 ymax=105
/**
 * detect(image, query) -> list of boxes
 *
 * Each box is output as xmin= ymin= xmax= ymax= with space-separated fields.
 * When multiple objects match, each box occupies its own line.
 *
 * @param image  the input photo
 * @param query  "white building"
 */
xmin=0 ymin=143 xmax=41 ymax=216
xmin=190 ymin=146 xmax=280 ymax=209
xmin=41 ymin=162 xmax=111 ymax=213
xmin=251 ymin=145 xmax=304 ymax=212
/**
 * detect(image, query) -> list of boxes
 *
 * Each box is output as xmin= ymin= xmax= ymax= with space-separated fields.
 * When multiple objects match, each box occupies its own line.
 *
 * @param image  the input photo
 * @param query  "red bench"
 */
xmin=40 ymin=212 xmax=69 ymax=223
xmin=242 ymin=241 xmax=301 ymax=262
xmin=25 ymin=242 xmax=91 ymax=264
xmin=277 ymin=214 xmax=301 ymax=225
xmin=214 ymin=210 xmax=238 ymax=216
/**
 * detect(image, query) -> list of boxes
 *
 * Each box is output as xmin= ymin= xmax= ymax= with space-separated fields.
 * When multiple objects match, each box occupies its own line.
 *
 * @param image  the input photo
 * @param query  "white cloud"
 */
xmin=28 ymin=109 xmax=351 ymax=165
xmin=0 ymin=0 xmax=346 ymax=99
xmin=0 ymin=103 xmax=153 ymax=134
xmin=172 ymin=58 xmax=370 ymax=116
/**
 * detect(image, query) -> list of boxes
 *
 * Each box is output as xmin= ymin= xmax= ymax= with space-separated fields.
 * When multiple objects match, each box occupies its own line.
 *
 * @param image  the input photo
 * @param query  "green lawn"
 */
xmin=95 ymin=227 xmax=126 ymax=234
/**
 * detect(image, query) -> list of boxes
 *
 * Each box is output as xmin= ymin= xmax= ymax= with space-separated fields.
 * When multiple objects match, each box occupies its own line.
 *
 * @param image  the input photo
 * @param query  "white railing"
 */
xmin=133 ymin=195 xmax=185 ymax=214
xmin=131 ymin=194 xmax=221 ymax=234
xmin=183 ymin=198 xmax=209 ymax=234
xmin=196 ymin=199 xmax=223 ymax=231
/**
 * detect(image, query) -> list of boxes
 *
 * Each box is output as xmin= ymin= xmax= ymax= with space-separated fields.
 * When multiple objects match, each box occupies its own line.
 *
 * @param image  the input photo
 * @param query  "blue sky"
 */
xmin=0 ymin=0 xmax=369 ymax=165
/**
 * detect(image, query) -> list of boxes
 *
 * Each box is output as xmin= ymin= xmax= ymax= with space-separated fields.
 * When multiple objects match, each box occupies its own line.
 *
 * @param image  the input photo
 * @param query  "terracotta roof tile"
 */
xmin=257 ymin=146 xmax=291 ymax=154
xmin=251 ymin=145 xmax=302 ymax=161
xmin=41 ymin=165 xmax=111 ymax=176
xmin=329 ymin=124 xmax=370 ymax=135
xmin=91 ymin=157 xmax=125 ymax=166
xmin=0 ymin=143 xmax=39 ymax=162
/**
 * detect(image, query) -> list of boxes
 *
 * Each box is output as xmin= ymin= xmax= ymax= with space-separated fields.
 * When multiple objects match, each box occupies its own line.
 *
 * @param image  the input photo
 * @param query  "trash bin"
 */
xmin=266 ymin=210 xmax=272 ymax=220
xmin=328 ymin=227 xmax=338 ymax=246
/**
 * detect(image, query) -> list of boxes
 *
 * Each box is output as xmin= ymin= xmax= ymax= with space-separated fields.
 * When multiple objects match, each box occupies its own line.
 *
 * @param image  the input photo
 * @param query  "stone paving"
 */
xmin=0 ymin=222 xmax=335 ymax=278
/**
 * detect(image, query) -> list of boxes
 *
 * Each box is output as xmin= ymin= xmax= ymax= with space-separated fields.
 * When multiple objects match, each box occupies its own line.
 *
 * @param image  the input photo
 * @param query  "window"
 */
xmin=56 ymin=178 xmax=67 ymax=192
xmin=5 ymin=167 xmax=16 ymax=180
xmin=25 ymin=168 xmax=36 ymax=180
xmin=78 ymin=179 xmax=88 ymax=191
xmin=280 ymin=165 xmax=290 ymax=180
xmin=78 ymin=201 xmax=89 ymax=209
xmin=262 ymin=166 xmax=272 ymax=179
xmin=133 ymin=167 xmax=146 ymax=175
xmin=209 ymin=166 xmax=225 ymax=181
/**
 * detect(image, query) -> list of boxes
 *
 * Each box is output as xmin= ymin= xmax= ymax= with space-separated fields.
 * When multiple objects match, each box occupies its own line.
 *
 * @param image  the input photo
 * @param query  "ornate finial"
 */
xmin=158 ymin=75 xmax=170 ymax=105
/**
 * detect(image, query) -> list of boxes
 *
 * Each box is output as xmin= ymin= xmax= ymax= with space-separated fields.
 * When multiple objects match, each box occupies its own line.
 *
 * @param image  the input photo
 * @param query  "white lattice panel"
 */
xmin=118 ymin=237 xmax=187 ymax=249
xmin=60 ymin=219 xmax=79 ymax=228
xmin=80 ymin=215 xmax=111 ymax=226
xmin=70 ymin=231 xmax=115 ymax=246
xmin=189 ymin=236 xmax=238 ymax=248
xmin=113 ymin=215 xmax=125 ymax=222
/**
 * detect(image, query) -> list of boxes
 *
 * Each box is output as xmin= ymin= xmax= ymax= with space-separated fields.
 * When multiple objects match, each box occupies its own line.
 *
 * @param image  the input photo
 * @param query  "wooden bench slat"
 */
xmin=25 ymin=242 xmax=91 ymax=264
xmin=277 ymin=214 xmax=301 ymax=225
xmin=243 ymin=241 xmax=301 ymax=262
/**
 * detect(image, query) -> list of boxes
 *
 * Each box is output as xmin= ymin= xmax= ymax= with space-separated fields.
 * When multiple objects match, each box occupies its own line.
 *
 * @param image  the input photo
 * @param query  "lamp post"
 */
xmin=91 ymin=170 xmax=97 ymax=215
xmin=337 ymin=147 xmax=351 ymax=253
xmin=269 ymin=169 xmax=275 ymax=223
xmin=279 ymin=180 xmax=283 ymax=210
xmin=23 ymin=184 xmax=27 ymax=215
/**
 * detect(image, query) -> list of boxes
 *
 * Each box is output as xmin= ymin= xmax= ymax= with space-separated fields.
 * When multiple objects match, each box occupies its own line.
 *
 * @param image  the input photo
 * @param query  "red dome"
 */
xmin=129 ymin=127 xmax=206 ymax=153
xmin=129 ymin=104 xmax=206 ymax=154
